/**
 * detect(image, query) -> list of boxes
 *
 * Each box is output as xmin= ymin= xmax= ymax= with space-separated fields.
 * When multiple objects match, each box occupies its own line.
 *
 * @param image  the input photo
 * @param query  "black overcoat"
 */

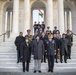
xmin=15 ymin=36 xmax=25 ymax=51
xmin=20 ymin=42 xmax=31 ymax=62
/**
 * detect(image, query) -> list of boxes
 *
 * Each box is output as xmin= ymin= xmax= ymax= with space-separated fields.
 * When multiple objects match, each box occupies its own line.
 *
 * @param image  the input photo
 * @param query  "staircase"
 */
xmin=0 ymin=35 xmax=76 ymax=75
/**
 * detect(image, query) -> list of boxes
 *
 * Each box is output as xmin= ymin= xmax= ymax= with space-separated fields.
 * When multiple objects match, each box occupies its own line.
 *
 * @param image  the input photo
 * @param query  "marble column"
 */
xmin=44 ymin=9 xmax=46 ymax=25
xmin=64 ymin=11 xmax=67 ymax=32
xmin=7 ymin=11 xmax=10 ymax=31
xmin=31 ymin=9 xmax=33 ymax=34
xmin=7 ymin=11 xmax=10 ymax=38
xmin=58 ymin=0 xmax=65 ymax=34
xmin=11 ymin=11 xmax=13 ymax=32
xmin=24 ymin=0 xmax=31 ymax=34
xmin=69 ymin=11 xmax=72 ymax=30
xmin=12 ymin=0 xmax=19 ymax=33
xmin=46 ymin=0 xmax=53 ymax=31
xmin=67 ymin=11 xmax=70 ymax=30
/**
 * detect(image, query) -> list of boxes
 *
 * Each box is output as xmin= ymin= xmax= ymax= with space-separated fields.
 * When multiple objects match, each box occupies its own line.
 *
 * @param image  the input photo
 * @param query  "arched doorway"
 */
xmin=64 ymin=1 xmax=76 ymax=33
xmin=2 ymin=1 xmax=13 ymax=38
xmin=31 ymin=0 xmax=46 ymax=34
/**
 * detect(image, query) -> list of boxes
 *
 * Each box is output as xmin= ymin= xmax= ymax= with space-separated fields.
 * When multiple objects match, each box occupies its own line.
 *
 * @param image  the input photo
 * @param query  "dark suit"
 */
xmin=41 ymin=24 xmax=45 ymax=32
xmin=38 ymin=31 xmax=42 ymax=37
xmin=53 ymin=30 xmax=57 ymax=34
xmin=37 ymin=24 xmax=41 ymax=32
xmin=20 ymin=42 xmax=31 ymax=72
xmin=60 ymin=38 xmax=68 ymax=63
xmin=34 ymin=24 xmax=37 ymax=33
xmin=40 ymin=36 xmax=47 ymax=62
xmin=66 ymin=34 xmax=73 ymax=59
xmin=46 ymin=39 xmax=56 ymax=72
xmin=15 ymin=36 xmax=25 ymax=63
xmin=52 ymin=37 xmax=59 ymax=63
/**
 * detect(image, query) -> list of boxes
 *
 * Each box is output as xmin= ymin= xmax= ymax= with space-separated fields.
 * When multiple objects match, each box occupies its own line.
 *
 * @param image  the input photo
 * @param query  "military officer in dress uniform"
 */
xmin=41 ymin=22 xmax=45 ymax=32
xmin=33 ymin=21 xmax=37 ymax=33
xmin=46 ymin=34 xmax=56 ymax=73
xmin=25 ymin=29 xmax=33 ymax=54
xmin=25 ymin=29 xmax=33 ymax=43
xmin=46 ymin=26 xmax=51 ymax=34
xmin=53 ymin=26 xmax=58 ymax=34
xmin=37 ymin=22 xmax=41 ymax=32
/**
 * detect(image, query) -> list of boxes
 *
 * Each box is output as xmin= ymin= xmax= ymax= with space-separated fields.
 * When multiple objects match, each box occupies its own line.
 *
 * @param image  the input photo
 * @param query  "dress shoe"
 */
xmin=38 ymin=70 xmax=41 ymax=73
xmin=34 ymin=70 xmax=36 ymax=73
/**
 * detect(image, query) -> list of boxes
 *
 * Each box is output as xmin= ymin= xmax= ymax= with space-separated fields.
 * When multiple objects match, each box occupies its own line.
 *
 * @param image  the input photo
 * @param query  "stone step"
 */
xmin=0 ymin=72 xmax=76 ymax=75
xmin=0 ymin=62 xmax=76 ymax=67
xmin=0 ymin=66 xmax=76 ymax=71
xmin=0 ymin=36 xmax=76 ymax=74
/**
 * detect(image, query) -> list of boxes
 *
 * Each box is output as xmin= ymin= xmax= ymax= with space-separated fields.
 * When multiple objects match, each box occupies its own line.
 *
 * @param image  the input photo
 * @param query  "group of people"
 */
xmin=33 ymin=21 xmax=45 ymax=33
xmin=15 ymin=22 xmax=73 ymax=73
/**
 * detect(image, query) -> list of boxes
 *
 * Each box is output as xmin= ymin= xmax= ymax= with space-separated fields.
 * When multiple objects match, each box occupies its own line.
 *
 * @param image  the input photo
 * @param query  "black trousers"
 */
xmin=17 ymin=50 xmax=20 ymax=63
xmin=47 ymin=55 xmax=54 ymax=71
xmin=60 ymin=50 xmax=67 ymax=63
xmin=55 ymin=50 xmax=58 ymax=62
xmin=44 ymin=52 xmax=47 ymax=62
xmin=67 ymin=46 xmax=71 ymax=59
xmin=22 ymin=61 xmax=29 ymax=72
xmin=41 ymin=52 xmax=47 ymax=63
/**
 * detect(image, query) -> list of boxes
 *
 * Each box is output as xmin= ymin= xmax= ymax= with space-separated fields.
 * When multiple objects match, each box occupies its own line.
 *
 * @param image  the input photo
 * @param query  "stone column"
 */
xmin=0 ymin=8 xmax=3 ymax=34
xmin=44 ymin=9 xmax=46 ymax=24
xmin=46 ymin=0 xmax=53 ymax=31
xmin=64 ymin=11 xmax=67 ymax=32
xmin=24 ymin=0 xmax=31 ymax=34
xmin=67 ymin=11 xmax=70 ymax=30
xmin=7 ymin=11 xmax=10 ymax=31
xmin=12 ymin=0 xmax=19 ymax=33
xmin=31 ymin=9 xmax=33 ymax=34
xmin=11 ymin=11 xmax=13 ymax=32
xmin=58 ymin=0 xmax=65 ymax=34
xmin=7 ymin=11 xmax=10 ymax=38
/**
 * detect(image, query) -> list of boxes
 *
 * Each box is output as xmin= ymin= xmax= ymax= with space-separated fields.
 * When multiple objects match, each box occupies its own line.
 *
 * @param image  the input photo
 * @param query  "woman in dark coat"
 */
xmin=20 ymin=38 xmax=31 ymax=72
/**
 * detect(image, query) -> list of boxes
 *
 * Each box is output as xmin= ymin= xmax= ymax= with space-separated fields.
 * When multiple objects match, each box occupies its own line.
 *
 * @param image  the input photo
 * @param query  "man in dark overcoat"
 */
xmin=60 ymin=33 xmax=68 ymax=63
xmin=15 ymin=32 xmax=25 ymax=63
xmin=33 ymin=21 xmax=37 ymax=33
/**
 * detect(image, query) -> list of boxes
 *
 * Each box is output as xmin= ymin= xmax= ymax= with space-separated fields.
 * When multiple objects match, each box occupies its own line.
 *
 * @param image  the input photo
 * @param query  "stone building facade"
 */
xmin=0 ymin=0 xmax=76 ymax=35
